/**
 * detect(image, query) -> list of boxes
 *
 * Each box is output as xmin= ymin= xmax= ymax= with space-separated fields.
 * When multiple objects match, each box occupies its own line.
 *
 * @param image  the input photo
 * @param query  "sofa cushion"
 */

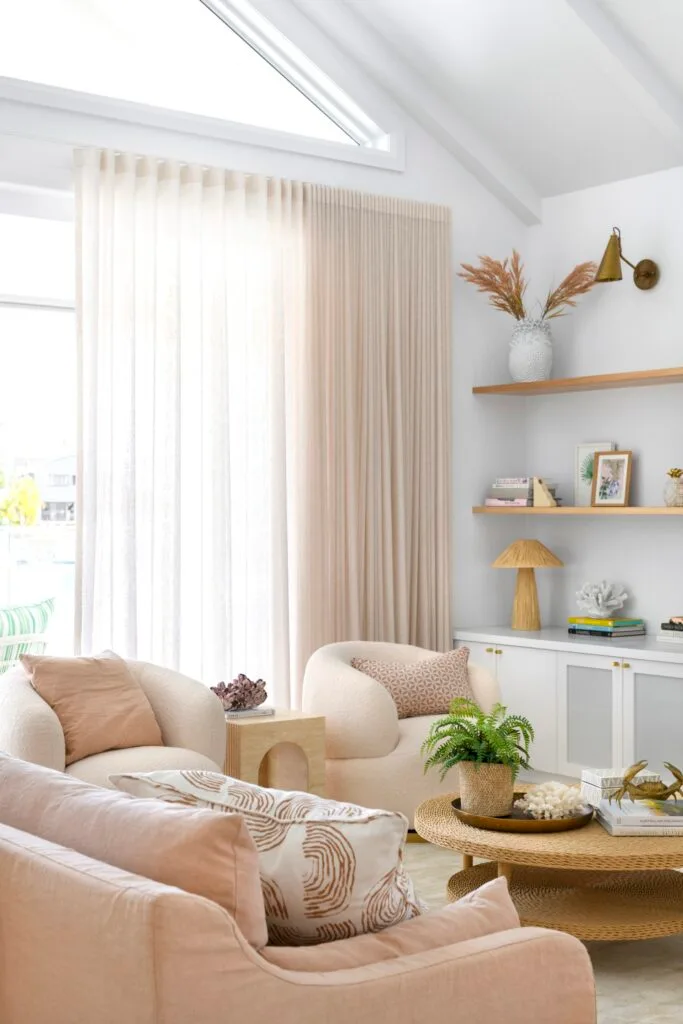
xmin=351 ymin=647 xmax=474 ymax=718
xmin=0 ymin=753 xmax=268 ymax=949
xmin=20 ymin=651 xmax=163 ymax=765
xmin=112 ymin=769 xmax=425 ymax=946
xmin=67 ymin=746 xmax=221 ymax=788
xmin=262 ymin=877 xmax=519 ymax=969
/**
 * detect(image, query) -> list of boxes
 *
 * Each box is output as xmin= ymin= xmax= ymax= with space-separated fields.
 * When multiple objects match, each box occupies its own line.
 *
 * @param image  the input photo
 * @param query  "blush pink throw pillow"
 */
xmin=351 ymin=647 xmax=474 ymax=718
xmin=21 ymin=651 xmax=163 ymax=765
xmin=0 ymin=753 xmax=268 ymax=949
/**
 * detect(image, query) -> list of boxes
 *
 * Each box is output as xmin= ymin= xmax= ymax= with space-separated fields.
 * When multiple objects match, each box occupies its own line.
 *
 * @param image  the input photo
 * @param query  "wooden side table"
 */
xmin=225 ymin=710 xmax=326 ymax=796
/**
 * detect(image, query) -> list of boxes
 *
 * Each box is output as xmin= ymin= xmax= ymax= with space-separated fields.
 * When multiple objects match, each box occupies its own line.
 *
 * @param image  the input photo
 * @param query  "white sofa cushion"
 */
xmin=67 ymin=747 xmax=221 ymax=787
xmin=111 ymin=769 xmax=425 ymax=945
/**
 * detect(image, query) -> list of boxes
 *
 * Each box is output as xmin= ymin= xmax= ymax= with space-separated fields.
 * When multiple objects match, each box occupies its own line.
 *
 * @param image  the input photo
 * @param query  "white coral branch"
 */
xmin=515 ymin=782 xmax=585 ymax=820
xmin=576 ymin=580 xmax=628 ymax=618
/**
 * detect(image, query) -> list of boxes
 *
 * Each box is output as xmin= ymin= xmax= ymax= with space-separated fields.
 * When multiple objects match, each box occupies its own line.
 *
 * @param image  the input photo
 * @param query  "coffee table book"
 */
xmin=597 ymin=798 xmax=683 ymax=836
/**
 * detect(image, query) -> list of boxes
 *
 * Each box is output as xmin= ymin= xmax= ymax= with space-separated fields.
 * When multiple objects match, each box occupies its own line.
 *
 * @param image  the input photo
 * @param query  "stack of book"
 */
xmin=224 ymin=707 xmax=275 ymax=720
xmin=567 ymin=617 xmax=645 ymax=638
xmin=597 ymin=797 xmax=683 ymax=836
xmin=484 ymin=477 xmax=560 ymax=507
xmin=484 ymin=477 xmax=533 ymax=507
xmin=657 ymin=619 xmax=683 ymax=644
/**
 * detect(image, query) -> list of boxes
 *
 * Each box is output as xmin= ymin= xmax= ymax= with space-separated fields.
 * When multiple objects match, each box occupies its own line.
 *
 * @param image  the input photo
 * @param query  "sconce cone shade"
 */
xmin=595 ymin=232 xmax=623 ymax=283
xmin=493 ymin=539 xmax=563 ymax=631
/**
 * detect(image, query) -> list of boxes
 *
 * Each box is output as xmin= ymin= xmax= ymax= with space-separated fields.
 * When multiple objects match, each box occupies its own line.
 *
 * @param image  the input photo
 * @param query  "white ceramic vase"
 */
xmin=509 ymin=317 xmax=553 ymax=383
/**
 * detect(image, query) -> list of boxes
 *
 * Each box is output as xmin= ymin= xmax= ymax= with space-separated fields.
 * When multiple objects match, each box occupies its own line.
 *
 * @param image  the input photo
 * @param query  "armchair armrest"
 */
xmin=127 ymin=661 xmax=225 ymax=769
xmin=0 ymin=666 xmax=66 ymax=770
xmin=302 ymin=642 xmax=401 ymax=758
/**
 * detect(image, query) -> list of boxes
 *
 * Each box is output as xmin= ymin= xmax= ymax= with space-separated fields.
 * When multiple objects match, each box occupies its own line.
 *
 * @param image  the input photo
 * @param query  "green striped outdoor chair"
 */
xmin=0 ymin=598 xmax=55 ymax=673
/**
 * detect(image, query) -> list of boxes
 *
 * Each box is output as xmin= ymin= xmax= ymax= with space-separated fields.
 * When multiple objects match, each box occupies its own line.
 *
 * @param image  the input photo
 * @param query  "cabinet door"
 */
xmin=456 ymin=640 xmax=497 ymax=678
xmin=494 ymin=645 xmax=558 ymax=774
xmin=557 ymin=653 xmax=621 ymax=778
xmin=622 ymin=659 xmax=683 ymax=777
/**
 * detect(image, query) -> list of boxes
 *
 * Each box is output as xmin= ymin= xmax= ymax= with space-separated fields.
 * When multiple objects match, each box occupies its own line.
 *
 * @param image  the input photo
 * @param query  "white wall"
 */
xmin=512 ymin=167 xmax=683 ymax=633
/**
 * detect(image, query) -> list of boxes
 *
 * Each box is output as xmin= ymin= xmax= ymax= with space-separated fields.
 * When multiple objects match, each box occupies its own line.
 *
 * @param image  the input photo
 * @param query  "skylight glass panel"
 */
xmin=0 ymin=0 xmax=355 ymax=145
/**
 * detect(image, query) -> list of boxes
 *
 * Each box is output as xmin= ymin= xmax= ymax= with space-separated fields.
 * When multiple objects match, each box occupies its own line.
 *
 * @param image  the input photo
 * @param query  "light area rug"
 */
xmin=404 ymin=843 xmax=683 ymax=1024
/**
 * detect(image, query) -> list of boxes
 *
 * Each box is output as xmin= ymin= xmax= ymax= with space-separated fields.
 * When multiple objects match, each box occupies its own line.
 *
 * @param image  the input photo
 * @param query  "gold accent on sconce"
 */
xmin=595 ymin=227 xmax=659 ymax=290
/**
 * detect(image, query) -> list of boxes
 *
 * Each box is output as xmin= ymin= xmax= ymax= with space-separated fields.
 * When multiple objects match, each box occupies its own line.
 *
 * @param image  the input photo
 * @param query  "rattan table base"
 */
xmin=447 ymin=862 xmax=683 ymax=941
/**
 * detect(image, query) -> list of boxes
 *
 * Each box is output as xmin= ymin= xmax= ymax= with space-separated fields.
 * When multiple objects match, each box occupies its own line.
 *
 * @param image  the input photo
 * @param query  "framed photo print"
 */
xmin=574 ymin=442 xmax=616 ymax=506
xmin=591 ymin=451 xmax=633 ymax=506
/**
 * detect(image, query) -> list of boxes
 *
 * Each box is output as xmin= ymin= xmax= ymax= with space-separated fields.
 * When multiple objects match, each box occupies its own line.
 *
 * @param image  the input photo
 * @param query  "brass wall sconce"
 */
xmin=595 ymin=227 xmax=659 ymax=290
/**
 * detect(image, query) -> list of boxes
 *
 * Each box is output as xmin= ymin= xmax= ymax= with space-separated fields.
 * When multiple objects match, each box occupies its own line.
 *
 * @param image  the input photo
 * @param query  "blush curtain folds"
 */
xmin=75 ymin=150 xmax=451 ymax=706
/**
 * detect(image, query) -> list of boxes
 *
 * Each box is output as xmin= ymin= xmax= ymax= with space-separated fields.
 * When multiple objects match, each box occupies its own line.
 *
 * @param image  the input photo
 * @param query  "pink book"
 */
xmin=484 ymin=498 xmax=531 ymax=506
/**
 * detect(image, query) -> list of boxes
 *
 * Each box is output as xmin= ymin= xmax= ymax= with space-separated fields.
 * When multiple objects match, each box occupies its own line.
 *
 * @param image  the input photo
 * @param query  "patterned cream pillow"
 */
xmin=110 ymin=770 xmax=425 ymax=946
xmin=351 ymin=646 xmax=474 ymax=718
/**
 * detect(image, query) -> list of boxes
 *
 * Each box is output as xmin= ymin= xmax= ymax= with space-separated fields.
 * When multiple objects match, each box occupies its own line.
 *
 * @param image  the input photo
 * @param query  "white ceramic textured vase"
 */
xmin=509 ymin=317 xmax=553 ymax=383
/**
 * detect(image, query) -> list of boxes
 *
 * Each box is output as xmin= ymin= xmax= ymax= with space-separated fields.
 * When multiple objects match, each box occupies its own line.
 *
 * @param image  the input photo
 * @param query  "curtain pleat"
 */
xmin=75 ymin=151 xmax=451 ymax=705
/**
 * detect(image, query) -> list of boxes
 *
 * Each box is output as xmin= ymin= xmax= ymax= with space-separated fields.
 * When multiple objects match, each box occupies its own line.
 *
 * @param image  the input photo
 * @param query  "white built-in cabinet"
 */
xmin=455 ymin=628 xmax=683 ymax=781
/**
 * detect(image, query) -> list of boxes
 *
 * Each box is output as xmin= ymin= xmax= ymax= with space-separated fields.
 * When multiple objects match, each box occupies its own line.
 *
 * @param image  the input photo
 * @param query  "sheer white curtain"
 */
xmin=75 ymin=150 xmax=451 ymax=705
xmin=75 ymin=150 xmax=302 ymax=703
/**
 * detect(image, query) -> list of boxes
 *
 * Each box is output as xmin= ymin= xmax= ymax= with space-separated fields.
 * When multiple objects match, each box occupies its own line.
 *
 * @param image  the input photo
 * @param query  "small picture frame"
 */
xmin=591 ymin=451 xmax=633 ymax=507
xmin=574 ymin=441 xmax=616 ymax=506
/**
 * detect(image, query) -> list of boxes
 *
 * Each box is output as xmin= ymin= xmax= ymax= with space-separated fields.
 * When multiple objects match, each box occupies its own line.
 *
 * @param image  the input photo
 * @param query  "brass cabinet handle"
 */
xmin=485 ymin=647 xmax=494 ymax=653
xmin=495 ymin=649 xmax=503 ymax=655
xmin=623 ymin=662 xmax=631 ymax=669
xmin=612 ymin=661 xmax=620 ymax=667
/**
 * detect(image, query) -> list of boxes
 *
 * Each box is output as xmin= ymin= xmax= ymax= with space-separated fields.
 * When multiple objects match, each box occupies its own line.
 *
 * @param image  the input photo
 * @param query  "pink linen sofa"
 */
xmin=0 ymin=756 xmax=596 ymax=1024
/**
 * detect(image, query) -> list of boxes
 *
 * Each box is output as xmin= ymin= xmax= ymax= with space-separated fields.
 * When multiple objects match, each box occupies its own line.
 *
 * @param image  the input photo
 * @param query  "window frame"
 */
xmin=0 ymin=77 xmax=404 ymax=172
xmin=199 ymin=0 xmax=385 ymax=148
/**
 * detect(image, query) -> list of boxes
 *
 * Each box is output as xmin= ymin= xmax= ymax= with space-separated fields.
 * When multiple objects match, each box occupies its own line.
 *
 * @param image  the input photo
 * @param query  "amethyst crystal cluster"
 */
xmin=211 ymin=674 xmax=267 ymax=711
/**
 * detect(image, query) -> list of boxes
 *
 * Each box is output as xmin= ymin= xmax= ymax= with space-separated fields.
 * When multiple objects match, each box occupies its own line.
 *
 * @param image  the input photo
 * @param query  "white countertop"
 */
xmin=453 ymin=625 xmax=683 ymax=664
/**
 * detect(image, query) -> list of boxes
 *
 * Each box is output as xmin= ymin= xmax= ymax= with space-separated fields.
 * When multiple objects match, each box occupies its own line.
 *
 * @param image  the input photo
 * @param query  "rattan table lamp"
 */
xmin=493 ymin=539 xmax=563 ymax=631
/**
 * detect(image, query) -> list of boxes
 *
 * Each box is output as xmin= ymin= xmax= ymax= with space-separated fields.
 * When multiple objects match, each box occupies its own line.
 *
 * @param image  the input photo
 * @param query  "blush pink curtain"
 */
xmin=75 ymin=150 xmax=451 ymax=706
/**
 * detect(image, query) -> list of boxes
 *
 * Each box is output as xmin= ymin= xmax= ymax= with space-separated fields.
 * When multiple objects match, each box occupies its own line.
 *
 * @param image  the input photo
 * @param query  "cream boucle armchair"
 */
xmin=302 ymin=642 xmax=500 ymax=826
xmin=0 ymin=658 xmax=226 ymax=786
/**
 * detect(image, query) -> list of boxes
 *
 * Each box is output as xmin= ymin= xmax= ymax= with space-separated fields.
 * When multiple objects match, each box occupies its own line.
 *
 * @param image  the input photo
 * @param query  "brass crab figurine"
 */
xmin=610 ymin=760 xmax=683 ymax=805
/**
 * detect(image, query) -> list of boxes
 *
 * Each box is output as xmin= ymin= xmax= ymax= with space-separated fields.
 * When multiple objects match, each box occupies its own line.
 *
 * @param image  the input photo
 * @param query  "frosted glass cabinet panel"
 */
xmin=558 ymin=654 xmax=620 ymax=776
xmin=623 ymin=660 xmax=683 ymax=775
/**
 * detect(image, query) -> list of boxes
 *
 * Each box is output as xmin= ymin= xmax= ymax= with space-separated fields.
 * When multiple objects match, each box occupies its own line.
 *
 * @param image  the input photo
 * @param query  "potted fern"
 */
xmin=422 ymin=698 xmax=534 ymax=817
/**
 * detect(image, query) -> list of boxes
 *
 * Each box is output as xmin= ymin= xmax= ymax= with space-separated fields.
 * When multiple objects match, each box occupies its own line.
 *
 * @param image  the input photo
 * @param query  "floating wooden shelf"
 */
xmin=473 ymin=506 xmax=683 ymax=516
xmin=473 ymin=366 xmax=683 ymax=396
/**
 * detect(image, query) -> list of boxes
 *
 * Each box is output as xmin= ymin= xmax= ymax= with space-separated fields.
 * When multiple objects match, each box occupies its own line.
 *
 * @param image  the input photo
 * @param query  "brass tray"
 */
xmin=451 ymin=793 xmax=594 ymax=833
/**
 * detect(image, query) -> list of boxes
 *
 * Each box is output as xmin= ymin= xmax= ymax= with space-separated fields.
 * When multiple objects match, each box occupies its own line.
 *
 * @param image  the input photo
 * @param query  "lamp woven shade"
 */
xmin=492 ymin=539 xmax=563 ymax=570
xmin=493 ymin=539 xmax=563 ymax=630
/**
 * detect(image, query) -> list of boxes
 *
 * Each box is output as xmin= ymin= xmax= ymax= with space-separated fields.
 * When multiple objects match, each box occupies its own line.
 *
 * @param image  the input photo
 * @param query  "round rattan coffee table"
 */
xmin=415 ymin=792 xmax=683 ymax=941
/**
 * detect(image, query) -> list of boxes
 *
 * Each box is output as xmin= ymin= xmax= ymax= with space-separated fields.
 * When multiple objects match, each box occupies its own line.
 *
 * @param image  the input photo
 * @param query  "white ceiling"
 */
xmin=339 ymin=0 xmax=683 ymax=198
xmin=4 ymin=0 xmax=683 ymax=224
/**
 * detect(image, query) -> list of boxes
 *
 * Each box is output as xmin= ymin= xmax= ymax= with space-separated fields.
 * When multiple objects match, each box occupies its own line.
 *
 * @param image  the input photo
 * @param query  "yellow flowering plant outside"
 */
xmin=0 ymin=475 xmax=42 ymax=526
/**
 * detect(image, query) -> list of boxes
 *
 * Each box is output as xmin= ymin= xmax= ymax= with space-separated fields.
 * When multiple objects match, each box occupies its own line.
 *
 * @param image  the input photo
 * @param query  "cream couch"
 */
xmin=0 ymin=755 xmax=596 ymax=1024
xmin=0 ymin=658 xmax=226 ymax=784
xmin=302 ymin=642 xmax=500 ymax=825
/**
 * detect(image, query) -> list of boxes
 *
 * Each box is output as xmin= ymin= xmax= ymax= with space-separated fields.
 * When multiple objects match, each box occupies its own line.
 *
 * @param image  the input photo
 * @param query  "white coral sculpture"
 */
xmin=575 ymin=580 xmax=628 ymax=618
xmin=515 ymin=782 xmax=586 ymax=821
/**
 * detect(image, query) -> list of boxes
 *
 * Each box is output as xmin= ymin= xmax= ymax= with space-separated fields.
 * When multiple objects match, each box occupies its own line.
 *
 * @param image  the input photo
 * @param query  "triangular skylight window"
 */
xmin=1 ymin=0 xmax=383 ymax=147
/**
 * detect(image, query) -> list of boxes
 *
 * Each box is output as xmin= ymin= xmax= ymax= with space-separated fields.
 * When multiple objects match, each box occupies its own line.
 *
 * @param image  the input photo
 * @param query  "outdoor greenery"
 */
xmin=422 ymin=698 xmax=534 ymax=781
xmin=0 ymin=475 xmax=42 ymax=526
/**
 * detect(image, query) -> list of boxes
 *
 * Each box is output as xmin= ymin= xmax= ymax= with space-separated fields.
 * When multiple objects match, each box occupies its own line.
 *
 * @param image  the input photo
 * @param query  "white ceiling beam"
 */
xmin=252 ymin=0 xmax=541 ymax=225
xmin=565 ymin=0 xmax=683 ymax=149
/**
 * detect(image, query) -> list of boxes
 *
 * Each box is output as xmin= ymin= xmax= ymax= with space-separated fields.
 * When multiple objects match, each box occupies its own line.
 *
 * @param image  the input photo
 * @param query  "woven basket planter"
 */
xmin=458 ymin=762 xmax=514 ymax=817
